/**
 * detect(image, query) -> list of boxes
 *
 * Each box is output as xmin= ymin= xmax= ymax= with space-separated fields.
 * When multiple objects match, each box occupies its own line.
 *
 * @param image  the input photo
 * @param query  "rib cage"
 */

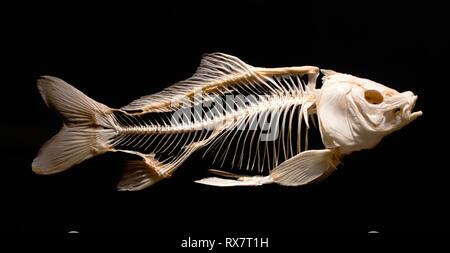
xmin=104 ymin=53 xmax=320 ymax=175
xmin=203 ymin=97 xmax=322 ymax=174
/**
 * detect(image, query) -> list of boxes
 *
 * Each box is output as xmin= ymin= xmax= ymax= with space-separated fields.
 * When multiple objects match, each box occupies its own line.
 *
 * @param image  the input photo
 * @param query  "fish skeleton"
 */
xmin=32 ymin=53 xmax=422 ymax=190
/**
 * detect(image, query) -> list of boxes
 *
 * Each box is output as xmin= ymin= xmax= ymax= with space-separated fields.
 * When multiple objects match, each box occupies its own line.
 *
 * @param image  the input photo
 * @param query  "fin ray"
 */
xmin=117 ymin=160 xmax=164 ymax=191
xmin=32 ymin=76 xmax=114 ymax=174
xmin=122 ymin=53 xmax=253 ymax=112
xmin=270 ymin=149 xmax=339 ymax=186
xmin=122 ymin=53 xmax=319 ymax=113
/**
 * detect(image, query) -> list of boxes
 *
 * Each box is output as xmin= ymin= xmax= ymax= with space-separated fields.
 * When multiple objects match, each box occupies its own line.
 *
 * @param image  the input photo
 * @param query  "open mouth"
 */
xmin=392 ymin=95 xmax=422 ymax=121
xmin=404 ymin=95 xmax=422 ymax=120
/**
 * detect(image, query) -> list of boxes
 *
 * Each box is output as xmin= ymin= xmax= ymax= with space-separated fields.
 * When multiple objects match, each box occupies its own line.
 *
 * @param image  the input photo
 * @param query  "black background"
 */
xmin=2 ymin=0 xmax=448 ymax=247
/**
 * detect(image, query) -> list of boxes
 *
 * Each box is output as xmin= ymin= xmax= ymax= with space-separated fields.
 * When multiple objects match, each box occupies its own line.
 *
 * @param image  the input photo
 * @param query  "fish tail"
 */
xmin=32 ymin=76 xmax=115 ymax=175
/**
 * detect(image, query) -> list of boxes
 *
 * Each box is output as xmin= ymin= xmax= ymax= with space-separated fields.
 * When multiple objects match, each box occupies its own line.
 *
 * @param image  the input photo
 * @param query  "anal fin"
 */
xmin=117 ymin=160 xmax=164 ymax=191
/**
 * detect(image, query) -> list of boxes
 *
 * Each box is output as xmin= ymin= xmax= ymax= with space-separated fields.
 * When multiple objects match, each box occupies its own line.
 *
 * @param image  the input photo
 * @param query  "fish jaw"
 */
xmin=400 ymin=94 xmax=423 ymax=123
xmin=408 ymin=95 xmax=423 ymax=121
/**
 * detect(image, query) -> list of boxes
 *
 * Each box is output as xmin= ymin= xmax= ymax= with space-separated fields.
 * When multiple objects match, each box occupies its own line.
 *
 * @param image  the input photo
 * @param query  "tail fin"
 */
xmin=32 ymin=76 xmax=114 ymax=175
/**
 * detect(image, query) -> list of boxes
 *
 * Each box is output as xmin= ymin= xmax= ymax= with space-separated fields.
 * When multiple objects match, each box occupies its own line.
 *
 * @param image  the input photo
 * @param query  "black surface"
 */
xmin=2 ymin=0 xmax=448 ymax=246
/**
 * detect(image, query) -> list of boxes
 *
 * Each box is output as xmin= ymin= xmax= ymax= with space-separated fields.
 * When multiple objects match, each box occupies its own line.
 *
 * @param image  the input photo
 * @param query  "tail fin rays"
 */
xmin=32 ymin=76 xmax=113 ymax=174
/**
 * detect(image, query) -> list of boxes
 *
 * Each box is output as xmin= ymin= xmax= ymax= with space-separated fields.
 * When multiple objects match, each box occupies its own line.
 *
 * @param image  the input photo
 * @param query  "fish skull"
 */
xmin=316 ymin=70 xmax=422 ymax=155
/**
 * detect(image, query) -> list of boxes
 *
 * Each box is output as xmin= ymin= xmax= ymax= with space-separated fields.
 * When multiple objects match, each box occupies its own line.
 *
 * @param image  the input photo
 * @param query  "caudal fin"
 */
xmin=32 ymin=76 xmax=114 ymax=175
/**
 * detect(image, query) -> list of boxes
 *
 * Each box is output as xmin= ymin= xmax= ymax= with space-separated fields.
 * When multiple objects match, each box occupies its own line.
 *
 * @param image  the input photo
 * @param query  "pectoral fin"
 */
xmin=195 ymin=149 xmax=339 ymax=187
xmin=269 ymin=149 xmax=339 ymax=186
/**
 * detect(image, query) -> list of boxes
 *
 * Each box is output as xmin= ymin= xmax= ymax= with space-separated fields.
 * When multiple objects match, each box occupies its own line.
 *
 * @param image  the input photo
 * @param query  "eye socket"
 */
xmin=364 ymin=90 xmax=384 ymax=105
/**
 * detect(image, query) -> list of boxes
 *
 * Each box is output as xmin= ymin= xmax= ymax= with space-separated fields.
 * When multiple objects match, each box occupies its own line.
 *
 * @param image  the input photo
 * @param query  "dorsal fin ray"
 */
xmin=122 ymin=53 xmax=319 ymax=113
xmin=122 ymin=53 xmax=253 ymax=112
